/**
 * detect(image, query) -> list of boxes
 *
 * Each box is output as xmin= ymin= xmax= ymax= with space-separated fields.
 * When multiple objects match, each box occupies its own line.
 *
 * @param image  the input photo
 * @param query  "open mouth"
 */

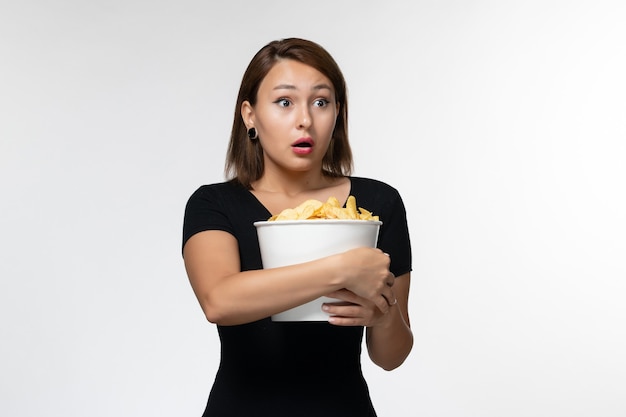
xmin=292 ymin=137 xmax=314 ymax=148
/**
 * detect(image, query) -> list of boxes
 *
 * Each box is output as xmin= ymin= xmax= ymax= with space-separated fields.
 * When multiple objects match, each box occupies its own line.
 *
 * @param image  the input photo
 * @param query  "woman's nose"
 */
xmin=297 ymin=107 xmax=312 ymax=129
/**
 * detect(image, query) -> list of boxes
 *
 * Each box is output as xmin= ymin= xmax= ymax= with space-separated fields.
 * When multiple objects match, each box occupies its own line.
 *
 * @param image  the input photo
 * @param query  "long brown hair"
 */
xmin=224 ymin=38 xmax=352 ymax=188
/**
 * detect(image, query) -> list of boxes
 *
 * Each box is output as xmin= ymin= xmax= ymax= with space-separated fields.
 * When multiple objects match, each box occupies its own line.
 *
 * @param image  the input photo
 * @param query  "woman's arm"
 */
xmin=183 ymin=229 xmax=396 ymax=326
xmin=365 ymin=273 xmax=412 ymax=370
xmin=323 ymin=272 xmax=413 ymax=370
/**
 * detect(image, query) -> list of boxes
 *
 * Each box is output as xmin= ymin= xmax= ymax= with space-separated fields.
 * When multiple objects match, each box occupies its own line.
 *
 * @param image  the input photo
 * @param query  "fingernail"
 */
xmin=322 ymin=304 xmax=330 ymax=312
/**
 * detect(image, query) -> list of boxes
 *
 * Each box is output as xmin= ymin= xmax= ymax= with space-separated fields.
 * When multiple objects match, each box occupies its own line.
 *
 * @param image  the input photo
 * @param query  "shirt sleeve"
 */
xmin=182 ymin=185 xmax=234 ymax=253
xmin=377 ymin=188 xmax=412 ymax=278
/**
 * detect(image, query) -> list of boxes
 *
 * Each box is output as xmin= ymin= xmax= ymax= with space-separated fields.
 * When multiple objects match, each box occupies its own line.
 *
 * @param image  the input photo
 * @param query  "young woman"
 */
xmin=183 ymin=38 xmax=413 ymax=417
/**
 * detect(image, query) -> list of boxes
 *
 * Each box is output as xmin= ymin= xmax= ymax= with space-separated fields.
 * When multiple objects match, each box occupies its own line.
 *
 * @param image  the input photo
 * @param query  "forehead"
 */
xmin=259 ymin=59 xmax=333 ymax=92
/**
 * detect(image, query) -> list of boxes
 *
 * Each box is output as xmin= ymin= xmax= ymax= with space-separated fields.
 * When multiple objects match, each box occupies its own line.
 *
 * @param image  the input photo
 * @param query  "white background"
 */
xmin=1 ymin=1 xmax=625 ymax=416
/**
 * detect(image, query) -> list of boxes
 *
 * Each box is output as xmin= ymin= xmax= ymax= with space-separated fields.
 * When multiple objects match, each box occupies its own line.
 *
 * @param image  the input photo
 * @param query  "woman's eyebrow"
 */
xmin=312 ymin=84 xmax=333 ymax=91
xmin=272 ymin=83 xmax=333 ymax=91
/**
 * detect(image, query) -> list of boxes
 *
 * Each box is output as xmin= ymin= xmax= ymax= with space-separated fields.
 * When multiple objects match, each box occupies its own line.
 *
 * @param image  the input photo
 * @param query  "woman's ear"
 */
xmin=241 ymin=100 xmax=254 ymax=128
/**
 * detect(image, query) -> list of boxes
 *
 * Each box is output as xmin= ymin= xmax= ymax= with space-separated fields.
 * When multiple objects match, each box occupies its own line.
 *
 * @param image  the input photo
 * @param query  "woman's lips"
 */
xmin=291 ymin=137 xmax=314 ymax=155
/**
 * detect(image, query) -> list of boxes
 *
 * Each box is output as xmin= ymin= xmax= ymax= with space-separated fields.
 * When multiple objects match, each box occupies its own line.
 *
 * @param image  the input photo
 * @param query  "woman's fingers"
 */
xmin=323 ymin=302 xmax=361 ymax=317
xmin=386 ymin=272 xmax=396 ymax=287
xmin=374 ymin=292 xmax=391 ymax=314
xmin=374 ymin=276 xmax=396 ymax=311
xmin=324 ymin=288 xmax=395 ymax=327
xmin=381 ymin=290 xmax=397 ymax=306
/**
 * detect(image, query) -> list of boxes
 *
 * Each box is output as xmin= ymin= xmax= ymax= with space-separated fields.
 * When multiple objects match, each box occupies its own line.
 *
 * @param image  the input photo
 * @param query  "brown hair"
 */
xmin=224 ymin=38 xmax=352 ymax=188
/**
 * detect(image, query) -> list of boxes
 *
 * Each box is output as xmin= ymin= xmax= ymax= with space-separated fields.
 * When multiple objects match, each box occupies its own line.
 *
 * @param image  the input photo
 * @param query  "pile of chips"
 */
xmin=268 ymin=195 xmax=379 ymax=221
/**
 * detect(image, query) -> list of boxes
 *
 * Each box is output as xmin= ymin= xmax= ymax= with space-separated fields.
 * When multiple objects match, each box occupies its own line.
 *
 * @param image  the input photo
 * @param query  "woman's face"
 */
xmin=242 ymin=59 xmax=339 ymax=176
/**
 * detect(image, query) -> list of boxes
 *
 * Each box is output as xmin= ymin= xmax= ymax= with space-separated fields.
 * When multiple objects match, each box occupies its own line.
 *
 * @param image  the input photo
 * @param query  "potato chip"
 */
xmin=358 ymin=207 xmax=379 ymax=221
xmin=294 ymin=199 xmax=324 ymax=220
xmin=325 ymin=196 xmax=341 ymax=208
xmin=345 ymin=196 xmax=358 ymax=219
xmin=273 ymin=208 xmax=298 ymax=221
xmin=268 ymin=195 xmax=379 ymax=222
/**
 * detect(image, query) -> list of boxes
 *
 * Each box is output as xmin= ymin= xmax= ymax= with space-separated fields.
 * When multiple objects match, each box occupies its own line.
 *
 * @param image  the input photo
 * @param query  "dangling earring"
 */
xmin=247 ymin=127 xmax=258 ymax=140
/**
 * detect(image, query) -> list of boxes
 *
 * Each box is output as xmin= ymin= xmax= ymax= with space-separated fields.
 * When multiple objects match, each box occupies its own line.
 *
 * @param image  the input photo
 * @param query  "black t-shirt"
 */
xmin=183 ymin=177 xmax=412 ymax=417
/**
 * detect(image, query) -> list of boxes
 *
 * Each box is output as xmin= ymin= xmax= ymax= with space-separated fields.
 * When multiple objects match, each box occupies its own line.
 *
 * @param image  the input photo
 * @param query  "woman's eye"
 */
xmin=275 ymin=99 xmax=291 ymax=107
xmin=314 ymin=99 xmax=329 ymax=107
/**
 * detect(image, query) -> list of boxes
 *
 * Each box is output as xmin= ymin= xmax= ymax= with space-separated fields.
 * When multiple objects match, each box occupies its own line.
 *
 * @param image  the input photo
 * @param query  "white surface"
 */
xmin=1 ymin=1 xmax=625 ymax=416
xmin=254 ymin=220 xmax=381 ymax=321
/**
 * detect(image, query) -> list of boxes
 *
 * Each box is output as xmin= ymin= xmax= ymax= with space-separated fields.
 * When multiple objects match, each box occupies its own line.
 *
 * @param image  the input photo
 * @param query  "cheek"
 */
xmin=258 ymin=122 xmax=287 ymax=144
xmin=320 ymin=113 xmax=338 ymax=135
xmin=255 ymin=110 xmax=289 ymax=135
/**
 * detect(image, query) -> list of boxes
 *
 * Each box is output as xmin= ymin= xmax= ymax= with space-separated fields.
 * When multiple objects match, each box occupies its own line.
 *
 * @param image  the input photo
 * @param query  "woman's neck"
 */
xmin=249 ymin=172 xmax=350 ymax=216
xmin=251 ymin=170 xmax=337 ymax=198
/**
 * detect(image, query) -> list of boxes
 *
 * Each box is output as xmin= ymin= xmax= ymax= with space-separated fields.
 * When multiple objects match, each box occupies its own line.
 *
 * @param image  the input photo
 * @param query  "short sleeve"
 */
xmin=182 ymin=185 xmax=234 ymax=253
xmin=348 ymin=177 xmax=412 ymax=278
xmin=377 ymin=189 xmax=412 ymax=278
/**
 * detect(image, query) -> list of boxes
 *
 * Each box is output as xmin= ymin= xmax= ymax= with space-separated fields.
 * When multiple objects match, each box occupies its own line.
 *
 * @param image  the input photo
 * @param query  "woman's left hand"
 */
xmin=322 ymin=288 xmax=395 ymax=327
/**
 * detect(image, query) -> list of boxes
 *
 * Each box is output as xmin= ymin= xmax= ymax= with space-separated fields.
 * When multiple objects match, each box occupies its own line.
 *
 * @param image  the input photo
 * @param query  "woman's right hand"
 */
xmin=336 ymin=247 xmax=396 ymax=314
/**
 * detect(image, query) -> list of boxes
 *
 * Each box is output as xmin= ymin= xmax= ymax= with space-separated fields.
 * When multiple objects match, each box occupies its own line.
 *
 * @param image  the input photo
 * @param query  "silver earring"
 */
xmin=247 ymin=127 xmax=258 ymax=140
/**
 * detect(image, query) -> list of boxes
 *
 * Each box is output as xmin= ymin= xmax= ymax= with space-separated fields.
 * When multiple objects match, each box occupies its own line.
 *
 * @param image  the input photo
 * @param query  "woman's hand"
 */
xmin=335 ymin=247 xmax=396 ymax=314
xmin=322 ymin=289 xmax=396 ymax=327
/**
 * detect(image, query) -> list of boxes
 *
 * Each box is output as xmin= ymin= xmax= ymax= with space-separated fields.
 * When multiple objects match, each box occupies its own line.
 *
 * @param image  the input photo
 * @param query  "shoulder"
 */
xmin=184 ymin=181 xmax=253 ymax=220
xmin=348 ymin=176 xmax=407 ymax=220
xmin=190 ymin=180 xmax=242 ymax=197
xmin=187 ymin=180 xmax=245 ymax=204
xmin=183 ymin=181 xmax=252 ymax=250
xmin=349 ymin=176 xmax=402 ymax=197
